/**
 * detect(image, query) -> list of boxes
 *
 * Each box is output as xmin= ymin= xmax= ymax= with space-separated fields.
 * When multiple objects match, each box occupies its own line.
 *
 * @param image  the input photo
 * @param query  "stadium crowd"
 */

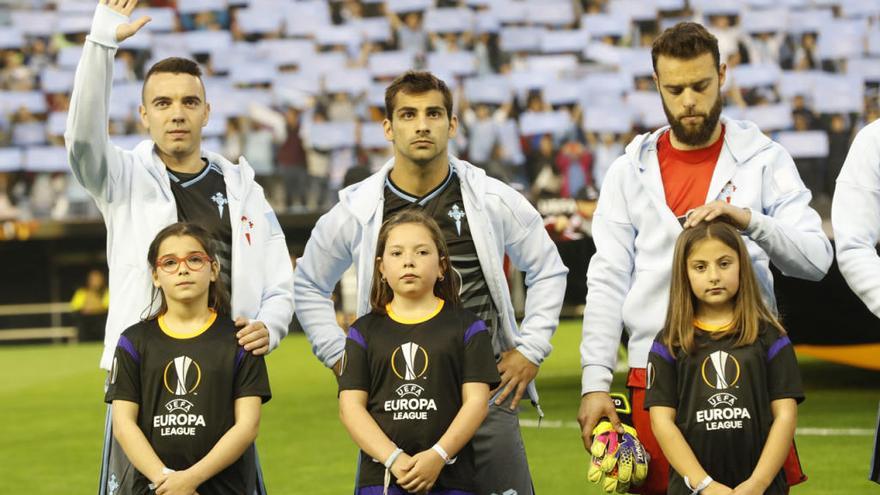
xmin=0 ymin=0 xmax=877 ymax=221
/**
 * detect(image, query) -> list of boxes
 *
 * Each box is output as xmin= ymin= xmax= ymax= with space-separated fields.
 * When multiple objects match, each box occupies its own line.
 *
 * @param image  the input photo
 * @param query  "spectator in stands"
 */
xmin=556 ymin=137 xmax=593 ymax=199
xmin=706 ymin=13 xmax=745 ymax=69
xmin=0 ymin=173 xmax=20 ymax=220
xmin=482 ymin=141 xmax=519 ymax=186
xmin=792 ymin=111 xmax=824 ymax=200
xmin=327 ymin=91 xmax=359 ymax=123
xmin=473 ymin=30 xmax=502 ymax=75
xmin=70 ymin=268 xmax=109 ymax=342
xmin=386 ymin=6 xmax=429 ymax=60
xmin=223 ymin=116 xmax=244 ymax=162
xmin=826 ymin=113 xmax=856 ymax=197
xmin=793 ymin=32 xmax=819 ymax=71
xmin=1 ymin=51 xmax=36 ymax=91
xmin=277 ymin=106 xmax=309 ymax=212
xmin=744 ymin=29 xmax=784 ymax=66
xmin=64 ymin=2 xmax=293 ymax=493
xmin=587 ymin=131 xmax=624 ymax=191
xmin=791 ymin=94 xmax=819 ymax=130
xmin=528 ymin=133 xmax=559 ymax=196
xmin=577 ymin=22 xmax=831 ymax=495
xmin=460 ymin=96 xmax=510 ymax=168
xmin=303 ymin=106 xmax=333 ymax=211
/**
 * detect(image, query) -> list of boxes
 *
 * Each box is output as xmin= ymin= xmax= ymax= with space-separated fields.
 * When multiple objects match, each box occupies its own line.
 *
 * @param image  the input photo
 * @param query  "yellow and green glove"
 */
xmin=586 ymin=394 xmax=650 ymax=493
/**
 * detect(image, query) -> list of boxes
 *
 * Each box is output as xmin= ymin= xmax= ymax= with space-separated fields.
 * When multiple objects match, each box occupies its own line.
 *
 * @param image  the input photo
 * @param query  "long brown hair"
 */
xmin=369 ymin=209 xmax=460 ymax=313
xmin=143 ymin=222 xmax=230 ymax=320
xmin=661 ymin=220 xmax=784 ymax=355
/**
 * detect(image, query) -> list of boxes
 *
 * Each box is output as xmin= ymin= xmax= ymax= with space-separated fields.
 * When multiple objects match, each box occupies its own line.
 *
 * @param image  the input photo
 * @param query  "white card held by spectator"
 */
xmin=519 ymin=110 xmax=571 ymax=136
xmin=309 ymin=122 xmax=357 ymax=150
xmin=740 ymin=8 xmax=788 ymax=33
xmin=775 ymin=131 xmax=830 ymax=159
xmin=353 ymin=18 xmax=392 ymax=43
xmin=325 ymin=69 xmax=372 ymax=96
xmin=236 ymin=7 xmax=284 ymax=34
xmin=315 ymin=25 xmax=363 ymax=48
xmin=608 ymin=0 xmax=659 ymax=21
xmin=131 ymin=7 xmax=176 ymax=32
xmin=177 ymin=0 xmax=228 ymax=15
xmin=778 ymin=70 xmax=818 ymax=99
xmin=424 ymin=7 xmax=474 ymax=33
xmin=729 ymin=63 xmax=782 ymax=89
xmin=541 ymin=30 xmax=590 ymax=54
xmin=0 ymin=91 xmax=48 ymax=115
xmin=259 ymin=39 xmax=316 ymax=66
xmin=427 ymin=52 xmax=477 ymax=77
xmin=0 ymin=148 xmax=23 ymax=173
xmin=584 ymin=106 xmax=633 ymax=134
xmin=526 ymin=0 xmax=575 ymax=26
xmin=359 ymin=122 xmax=390 ymax=150
xmin=465 ymin=76 xmax=512 ymax=105
xmin=626 ymin=90 xmax=667 ymax=129
xmin=24 ymin=146 xmax=68 ymax=173
xmin=41 ymin=69 xmax=75 ymax=94
xmin=500 ymin=26 xmax=544 ymax=52
xmin=284 ymin=1 xmax=332 ymax=37
xmin=544 ymin=80 xmax=581 ymax=106
xmin=368 ymin=51 xmax=416 ymax=79
xmin=741 ymin=103 xmax=793 ymax=131
xmin=184 ymin=30 xmax=233 ymax=54
xmin=818 ymin=20 xmax=866 ymax=60
xmin=812 ymin=74 xmax=864 ymax=114
xmin=387 ymin=0 xmax=433 ymax=13
xmin=10 ymin=12 xmax=56 ymax=37
xmin=581 ymin=13 xmax=631 ymax=39
xmin=47 ymin=112 xmax=68 ymax=138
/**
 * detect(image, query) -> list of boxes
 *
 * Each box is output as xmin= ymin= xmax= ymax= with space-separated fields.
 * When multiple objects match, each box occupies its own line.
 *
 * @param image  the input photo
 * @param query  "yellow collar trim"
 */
xmin=159 ymin=310 xmax=217 ymax=339
xmin=387 ymin=299 xmax=445 ymax=324
xmin=694 ymin=319 xmax=734 ymax=332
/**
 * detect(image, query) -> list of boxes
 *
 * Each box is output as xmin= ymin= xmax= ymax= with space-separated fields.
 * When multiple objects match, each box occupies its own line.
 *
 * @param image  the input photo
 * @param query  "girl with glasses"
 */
xmin=105 ymin=222 xmax=271 ymax=495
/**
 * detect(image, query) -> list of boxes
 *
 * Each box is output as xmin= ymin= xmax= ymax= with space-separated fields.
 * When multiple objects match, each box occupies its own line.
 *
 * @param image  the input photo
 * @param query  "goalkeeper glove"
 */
xmin=588 ymin=420 xmax=650 ymax=493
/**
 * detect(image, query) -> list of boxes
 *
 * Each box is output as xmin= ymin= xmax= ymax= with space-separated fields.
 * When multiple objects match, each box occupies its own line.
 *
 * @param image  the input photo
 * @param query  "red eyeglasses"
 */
xmin=155 ymin=253 xmax=213 ymax=273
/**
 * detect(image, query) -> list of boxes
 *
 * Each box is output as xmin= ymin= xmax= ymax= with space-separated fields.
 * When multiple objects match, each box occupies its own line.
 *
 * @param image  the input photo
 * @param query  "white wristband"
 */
xmin=684 ymin=475 xmax=713 ymax=494
xmin=431 ymin=444 xmax=456 ymax=465
xmin=384 ymin=448 xmax=404 ymax=469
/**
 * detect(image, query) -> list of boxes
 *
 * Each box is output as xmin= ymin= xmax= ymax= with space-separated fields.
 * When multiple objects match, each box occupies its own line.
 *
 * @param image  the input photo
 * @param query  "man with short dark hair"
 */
xmin=577 ymin=22 xmax=831 ymax=494
xmin=295 ymin=70 xmax=568 ymax=494
xmin=65 ymin=1 xmax=293 ymax=493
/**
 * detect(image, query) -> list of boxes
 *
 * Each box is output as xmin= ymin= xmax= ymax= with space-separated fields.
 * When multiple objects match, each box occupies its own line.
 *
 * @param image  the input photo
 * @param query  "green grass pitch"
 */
xmin=1 ymin=320 xmax=877 ymax=493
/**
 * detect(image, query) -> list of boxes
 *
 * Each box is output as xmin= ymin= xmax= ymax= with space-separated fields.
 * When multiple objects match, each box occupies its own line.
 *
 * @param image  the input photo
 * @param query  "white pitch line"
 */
xmin=519 ymin=419 xmax=873 ymax=436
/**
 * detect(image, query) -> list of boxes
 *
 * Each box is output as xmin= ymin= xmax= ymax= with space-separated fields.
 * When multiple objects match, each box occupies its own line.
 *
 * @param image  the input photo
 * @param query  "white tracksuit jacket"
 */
xmin=832 ymin=118 xmax=880 ymax=318
xmin=294 ymin=155 xmax=568 ymax=404
xmin=65 ymin=5 xmax=294 ymax=370
xmin=581 ymin=116 xmax=832 ymax=394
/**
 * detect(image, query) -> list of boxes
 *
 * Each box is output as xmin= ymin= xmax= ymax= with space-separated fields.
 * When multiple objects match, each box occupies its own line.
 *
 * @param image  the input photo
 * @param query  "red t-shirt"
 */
xmin=658 ymin=127 xmax=725 ymax=218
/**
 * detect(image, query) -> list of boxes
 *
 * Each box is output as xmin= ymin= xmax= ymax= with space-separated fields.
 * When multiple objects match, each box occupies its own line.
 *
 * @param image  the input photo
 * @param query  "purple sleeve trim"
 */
xmin=650 ymin=341 xmax=675 ymax=363
xmin=348 ymin=327 xmax=367 ymax=349
xmin=767 ymin=335 xmax=792 ymax=361
xmin=117 ymin=335 xmax=140 ymax=364
xmin=234 ymin=347 xmax=246 ymax=370
xmin=463 ymin=320 xmax=488 ymax=344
